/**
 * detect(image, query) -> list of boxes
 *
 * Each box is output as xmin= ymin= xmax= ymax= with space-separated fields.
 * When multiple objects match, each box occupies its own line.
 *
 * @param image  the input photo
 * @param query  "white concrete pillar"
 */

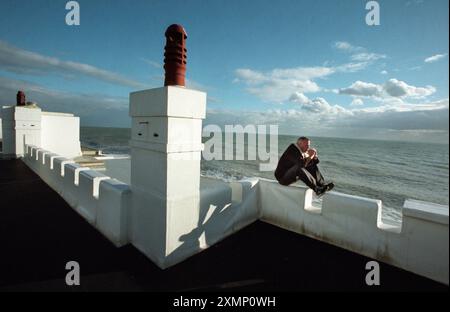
xmin=1 ymin=106 xmax=42 ymax=158
xmin=129 ymin=86 xmax=206 ymax=268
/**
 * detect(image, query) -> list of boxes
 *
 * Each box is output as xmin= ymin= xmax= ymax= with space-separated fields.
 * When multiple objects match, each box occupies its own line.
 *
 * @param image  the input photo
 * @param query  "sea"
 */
xmin=80 ymin=126 xmax=449 ymax=222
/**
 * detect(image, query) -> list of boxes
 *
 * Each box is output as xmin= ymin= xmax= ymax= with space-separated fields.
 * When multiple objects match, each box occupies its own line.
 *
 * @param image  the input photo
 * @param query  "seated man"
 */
xmin=275 ymin=136 xmax=334 ymax=196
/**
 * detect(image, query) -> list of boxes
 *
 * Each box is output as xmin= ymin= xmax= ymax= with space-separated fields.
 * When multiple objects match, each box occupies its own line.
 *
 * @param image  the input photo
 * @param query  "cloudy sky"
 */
xmin=0 ymin=0 xmax=448 ymax=143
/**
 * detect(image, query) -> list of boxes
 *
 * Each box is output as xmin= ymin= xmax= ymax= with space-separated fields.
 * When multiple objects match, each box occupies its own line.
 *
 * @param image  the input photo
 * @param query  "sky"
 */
xmin=0 ymin=0 xmax=448 ymax=143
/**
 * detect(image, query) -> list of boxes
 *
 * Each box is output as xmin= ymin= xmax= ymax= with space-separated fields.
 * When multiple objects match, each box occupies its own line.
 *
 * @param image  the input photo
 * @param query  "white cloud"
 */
xmin=334 ymin=41 xmax=364 ymax=53
xmin=302 ymin=97 xmax=348 ymax=115
xmin=354 ymin=98 xmax=448 ymax=113
xmin=186 ymin=78 xmax=210 ymax=92
xmin=234 ymin=41 xmax=386 ymax=103
xmin=424 ymin=53 xmax=448 ymax=63
xmin=140 ymin=58 xmax=162 ymax=69
xmin=287 ymin=93 xmax=351 ymax=115
xmin=270 ymin=67 xmax=336 ymax=80
xmin=0 ymin=40 xmax=147 ymax=89
xmin=234 ymin=62 xmax=376 ymax=103
xmin=351 ymin=53 xmax=386 ymax=62
xmin=205 ymin=98 xmax=448 ymax=143
xmin=339 ymin=79 xmax=436 ymax=99
xmin=234 ymin=66 xmax=332 ymax=103
xmin=381 ymin=70 xmax=388 ymax=75
xmin=336 ymin=62 xmax=370 ymax=73
xmin=339 ymin=81 xmax=383 ymax=97
xmin=333 ymin=41 xmax=386 ymax=71
xmin=289 ymin=92 xmax=310 ymax=104
xmin=234 ymin=69 xmax=267 ymax=85
xmin=384 ymin=79 xmax=436 ymax=98
xmin=351 ymin=98 xmax=364 ymax=106
xmin=0 ymin=76 xmax=129 ymax=126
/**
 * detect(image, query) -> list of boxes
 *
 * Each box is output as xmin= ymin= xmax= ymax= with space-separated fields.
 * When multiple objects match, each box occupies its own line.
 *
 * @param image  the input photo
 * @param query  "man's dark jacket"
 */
xmin=274 ymin=144 xmax=320 ymax=181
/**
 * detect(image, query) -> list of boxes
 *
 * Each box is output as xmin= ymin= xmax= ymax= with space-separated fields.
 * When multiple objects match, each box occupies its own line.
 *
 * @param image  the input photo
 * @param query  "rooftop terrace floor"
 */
xmin=0 ymin=159 xmax=447 ymax=292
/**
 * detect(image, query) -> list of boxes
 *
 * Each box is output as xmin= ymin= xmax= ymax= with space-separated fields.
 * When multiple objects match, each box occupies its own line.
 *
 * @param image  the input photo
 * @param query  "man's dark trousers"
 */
xmin=278 ymin=162 xmax=325 ymax=190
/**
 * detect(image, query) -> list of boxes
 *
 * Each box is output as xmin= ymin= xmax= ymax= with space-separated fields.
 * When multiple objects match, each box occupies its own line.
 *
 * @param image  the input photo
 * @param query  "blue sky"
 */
xmin=0 ymin=0 xmax=448 ymax=142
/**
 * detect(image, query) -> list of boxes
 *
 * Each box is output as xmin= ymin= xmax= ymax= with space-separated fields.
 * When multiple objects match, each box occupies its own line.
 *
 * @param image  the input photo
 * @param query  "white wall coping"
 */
xmin=403 ymin=199 xmax=449 ymax=225
xmin=129 ymin=86 xmax=206 ymax=119
xmin=42 ymin=111 xmax=75 ymax=117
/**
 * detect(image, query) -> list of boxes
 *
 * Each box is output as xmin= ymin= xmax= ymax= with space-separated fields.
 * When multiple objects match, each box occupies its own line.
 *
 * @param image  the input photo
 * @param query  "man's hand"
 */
xmin=307 ymin=148 xmax=318 ymax=160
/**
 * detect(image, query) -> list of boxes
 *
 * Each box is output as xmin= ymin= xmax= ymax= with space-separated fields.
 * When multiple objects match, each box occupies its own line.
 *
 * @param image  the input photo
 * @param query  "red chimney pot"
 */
xmin=17 ymin=91 xmax=26 ymax=106
xmin=163 ymin=24 xmax=187 ymax=87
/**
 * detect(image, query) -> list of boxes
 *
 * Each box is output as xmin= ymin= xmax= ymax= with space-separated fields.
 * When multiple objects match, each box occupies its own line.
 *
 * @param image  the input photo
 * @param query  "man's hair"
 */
xmin=297 ymin=136 xmax=310 ymax=142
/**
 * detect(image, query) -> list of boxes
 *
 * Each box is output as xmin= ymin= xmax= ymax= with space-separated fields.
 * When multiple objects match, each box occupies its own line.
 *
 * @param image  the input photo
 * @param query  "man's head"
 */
xmin=297 ymin=136 xmax=310 ymax=152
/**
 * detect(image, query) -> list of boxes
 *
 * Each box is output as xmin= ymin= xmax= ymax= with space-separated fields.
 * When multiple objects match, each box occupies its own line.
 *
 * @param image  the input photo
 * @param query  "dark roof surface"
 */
xmin=0 ymin=159 xmax=447 ymax=292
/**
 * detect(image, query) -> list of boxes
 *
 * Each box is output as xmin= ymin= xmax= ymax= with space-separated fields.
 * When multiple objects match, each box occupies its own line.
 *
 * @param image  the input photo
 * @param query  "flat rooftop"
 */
xmin=0 ymin=159 xmax=447 ymax=291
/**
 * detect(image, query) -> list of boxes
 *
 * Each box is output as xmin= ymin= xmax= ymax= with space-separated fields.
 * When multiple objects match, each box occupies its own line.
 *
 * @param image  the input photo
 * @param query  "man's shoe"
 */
xmin=315 ymin=183 xmax=334 ymax=197
xmin=324 ymin=182 xmax=334 ymax=192
xmin=315 ymin=186 xmax=326 ymax=197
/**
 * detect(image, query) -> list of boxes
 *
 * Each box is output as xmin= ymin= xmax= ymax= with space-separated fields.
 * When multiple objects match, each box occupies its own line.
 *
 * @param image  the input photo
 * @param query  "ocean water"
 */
xmin=80 ymin=127 xmax=449 ymax=216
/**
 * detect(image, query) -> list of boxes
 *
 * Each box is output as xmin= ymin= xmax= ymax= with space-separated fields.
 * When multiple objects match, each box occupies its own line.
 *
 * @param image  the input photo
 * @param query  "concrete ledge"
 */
xmin=36 ymin=149 xmax=51 ymax=178
xmin=29 ymin=146 xmax=40 ymax=170
xmin=44 ymin=152 xmax=58 ymax=170
xmin=258 ymin=179 xmax=448 ymax=285
xmin=96 ymin=179 xmax=131 ymax=247
xmin=40 ymin=152 xmax=58 ymax=185
xmin=403 ymin=199 xmax=449 ymax=225
xmin=52 ymin=157 xmax=74 ymax=194
xmin=401 ymin=199 xmax=449 ymax=284
xmin=77 ymin=170 xmax=110 ymax=224
xmin=322 ymin=191 xmax=382 ymax=229
xmin=259 ymin=179 xmax=314 ymax=228
xmin=61 ymin=163 xmax=90 ymax=207
xmin=229 ymin=177 xmax=260 ymax=221
xmin=23 ymin=144 xmax=35 ymax=165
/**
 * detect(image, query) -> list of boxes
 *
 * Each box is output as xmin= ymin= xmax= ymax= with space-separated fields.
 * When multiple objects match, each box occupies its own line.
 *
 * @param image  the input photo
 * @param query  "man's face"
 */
xmin=298 ymin=139 xmax=310 ymax=152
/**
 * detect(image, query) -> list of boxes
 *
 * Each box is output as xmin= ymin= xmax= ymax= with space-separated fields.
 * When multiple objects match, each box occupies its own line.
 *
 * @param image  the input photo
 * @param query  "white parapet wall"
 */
xmin=21 ymin=143 xmax=448 ymax=285
xmin=1 ymin=106 xmax=81 ymax=159
xmin=259 ymin=178 xmax=449 ymax=285
xmin=23 ymin=144 xmax=130 ymax=247
xmin=14 ymin=83 xmax=447 ymax=285
xmin=21 ymin=141 xmax=261 ymax=268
